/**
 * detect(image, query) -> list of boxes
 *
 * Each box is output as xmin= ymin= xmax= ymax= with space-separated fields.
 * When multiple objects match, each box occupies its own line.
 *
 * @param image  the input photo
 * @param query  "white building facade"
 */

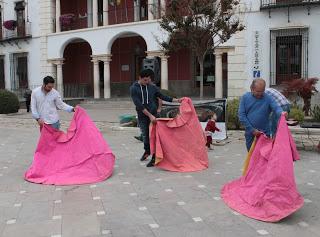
xmin=1 ymin=0 xmax=319 ymax=101
xmin=43 ymin=0 xmax=247 ymax=99
xmin=241 ymin=0 xmax=320 ymax=100
xmin=0 ymin=0 xmax=43 ymax=97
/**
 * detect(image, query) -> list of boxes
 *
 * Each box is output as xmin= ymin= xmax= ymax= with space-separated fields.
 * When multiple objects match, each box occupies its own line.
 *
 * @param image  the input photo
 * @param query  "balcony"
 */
xmin=261 ymin=0 xmax=320 ymax=9
xmin=56 ymin=4 xmax=161 ymax=33
xmin=59 ymin=13 xmax=93 ymax=32
xmin=0 ymin=21 xmax=32 ymax=43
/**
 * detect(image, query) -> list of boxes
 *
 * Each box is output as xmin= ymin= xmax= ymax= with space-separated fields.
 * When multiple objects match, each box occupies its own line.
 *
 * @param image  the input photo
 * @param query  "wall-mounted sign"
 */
xmin=121 ymin=65 xmax=129 ymax=71
xmin=253 ymin=31 xmax=261 ymax=78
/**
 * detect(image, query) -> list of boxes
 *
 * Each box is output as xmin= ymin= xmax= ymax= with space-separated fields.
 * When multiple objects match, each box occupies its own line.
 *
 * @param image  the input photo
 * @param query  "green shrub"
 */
xmin=0 ymin=89 xmax=20 ymax=114
xmin=311 ymin=105 xmax=320 ymax=122
xmin=160 ymin=89 xmax=177 ymax=98
xmin=289 ymin=106 xmax=305 ymax=122
xmin=227 ymin=98 xmax=241 ymax=130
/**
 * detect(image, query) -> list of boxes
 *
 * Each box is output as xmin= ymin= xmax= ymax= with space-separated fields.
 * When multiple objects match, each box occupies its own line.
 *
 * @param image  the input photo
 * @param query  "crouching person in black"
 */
xmin=130 ymin=69 xmax=182 ymax=167
xmin=24 ymin=89 xmax=32 ymax=112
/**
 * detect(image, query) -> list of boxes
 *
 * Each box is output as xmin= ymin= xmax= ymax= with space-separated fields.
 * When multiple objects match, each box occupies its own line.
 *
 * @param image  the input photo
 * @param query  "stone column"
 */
xmin=92 ymin=0 xmax=98 ymax=27
xmin=134 ymin=0 xmax=141 ymax=22
xmin=50 ymin=58 xmax=64 ymax=96
xmin=214 ymin=51 xmax=223 ymax=99
xmin=148 ymin=0 xmax=154 ymax=20
xmin=55 ymin=0 xmax=61 ymax=32
xmin=160 ymin=0 xmax=166 ymax=17
xmin=103 ymin=0 xmax=108 ymax=26
xmin=100 ymin=55 xmax=112 ymax=99
xmin=160 ymin=54 xmax=169 ymax=90
xmin=91 ymin=57 xmax=100 ymax=99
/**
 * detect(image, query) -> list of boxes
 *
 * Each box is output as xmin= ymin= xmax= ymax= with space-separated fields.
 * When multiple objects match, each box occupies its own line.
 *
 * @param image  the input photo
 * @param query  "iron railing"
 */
xmin=0 ymin=21 xmax=32 ymax=41
xmin=55 ymin=4 xmax=161 ymax=32
xmin=269 ymin=28 xmax=309 ymax=85
xmin=261 ymin=0 xmax=320 ymax=9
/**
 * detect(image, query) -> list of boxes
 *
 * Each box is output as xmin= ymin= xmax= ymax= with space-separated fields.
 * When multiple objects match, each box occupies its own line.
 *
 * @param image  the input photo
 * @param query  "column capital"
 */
xmin=214 ymin=46 xmax=235 ymax=55
xmin=146 ymin=50 xmax=167 ymax=58
xmin=100 ymin=54 xmax=112 ymax=62
xmin=159 ymin=54 xmax=170 ymax=60
xmin=48 ymin=58 xmax=64 ymax=65
xmin=91 ymin=54 xmax=112 ymax=62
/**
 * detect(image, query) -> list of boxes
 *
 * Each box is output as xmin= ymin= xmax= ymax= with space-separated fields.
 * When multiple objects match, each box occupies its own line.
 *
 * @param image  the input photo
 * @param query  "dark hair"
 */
xmin=139 ymin=69 xmax=154 ymax=78
xmin=43 ymin=76 xmax=55 ymax=85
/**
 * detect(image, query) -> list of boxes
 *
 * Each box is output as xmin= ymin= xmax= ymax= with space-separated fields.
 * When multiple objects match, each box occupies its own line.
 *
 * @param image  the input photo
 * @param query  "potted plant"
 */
xmin=3 ymin=20 xmax=17 ymax=31
xmin=282 ymin=78 xmax=319 ymax=116
xmin=59 ymin=14 xmax=76 ymax=31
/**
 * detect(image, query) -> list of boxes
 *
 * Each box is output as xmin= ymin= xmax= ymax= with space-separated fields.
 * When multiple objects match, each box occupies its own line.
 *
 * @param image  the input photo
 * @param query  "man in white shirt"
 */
xmin=265 ymin=87 xmax=291 ymax=137
xmin=31 ymin=76 xmax=74 ymax=130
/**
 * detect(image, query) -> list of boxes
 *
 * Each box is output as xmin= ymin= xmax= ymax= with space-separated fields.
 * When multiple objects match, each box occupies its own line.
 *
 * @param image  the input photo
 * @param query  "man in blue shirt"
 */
xmin=238 ymin=79 xmax=286 ymax=150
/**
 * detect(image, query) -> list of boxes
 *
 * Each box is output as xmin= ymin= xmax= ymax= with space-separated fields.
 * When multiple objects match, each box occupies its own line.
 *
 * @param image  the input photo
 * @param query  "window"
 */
xmin=10 ymin=53 xmax=28 ymax=96
xmin=0 ymin=56 xmax=5 ymax=89
xmin=15 ymin=1 xmax=26 ymax=37
xmin=270 ymin=28 xmax=308 ymax=85
xmin=0 ymin=6 xmax=2 ymax=39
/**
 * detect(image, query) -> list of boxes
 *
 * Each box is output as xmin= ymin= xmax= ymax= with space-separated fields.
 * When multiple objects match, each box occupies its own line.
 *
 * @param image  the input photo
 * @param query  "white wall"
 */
xmin=0 ymin=0 xmax=42 ymax=90
xmin=47 ymin=20 xmax=168 ymax=59
xmin=242 ymin=0 xmax=320 ymax=91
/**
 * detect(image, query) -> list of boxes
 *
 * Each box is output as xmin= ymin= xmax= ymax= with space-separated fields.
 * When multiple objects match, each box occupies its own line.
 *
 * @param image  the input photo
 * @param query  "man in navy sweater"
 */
xmin=238 ymin=79 xmax=286 ymax=151
xmin=130 ymin=69 xmax=182 ymax=167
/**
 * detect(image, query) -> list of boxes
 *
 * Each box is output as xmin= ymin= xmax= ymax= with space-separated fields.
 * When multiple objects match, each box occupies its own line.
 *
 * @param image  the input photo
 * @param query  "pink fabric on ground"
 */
xmin=150 ymin=97 xmax=208 ymax=172
xmin=25 ymin=106 xmax=115 ymax=185
xmin=221 ymin=115 xmax=303 ymax=222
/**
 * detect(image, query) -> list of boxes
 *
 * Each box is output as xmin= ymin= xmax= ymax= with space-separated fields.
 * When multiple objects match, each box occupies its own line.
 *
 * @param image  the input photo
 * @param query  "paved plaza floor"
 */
xmin=0 ymin=101 xmax=319 ymax=237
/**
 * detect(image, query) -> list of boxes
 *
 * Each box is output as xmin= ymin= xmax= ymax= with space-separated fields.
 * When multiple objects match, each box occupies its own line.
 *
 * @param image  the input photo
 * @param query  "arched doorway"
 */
xmin=110 ymin=34 xmax=147 ymax=96
xmin=63 ymin=39 xmax=93 ymax=98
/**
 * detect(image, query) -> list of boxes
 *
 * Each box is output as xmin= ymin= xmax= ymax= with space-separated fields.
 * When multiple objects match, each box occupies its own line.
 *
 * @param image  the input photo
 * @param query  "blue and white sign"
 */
xmin=253 ymin=31 xmax=261 ymax=78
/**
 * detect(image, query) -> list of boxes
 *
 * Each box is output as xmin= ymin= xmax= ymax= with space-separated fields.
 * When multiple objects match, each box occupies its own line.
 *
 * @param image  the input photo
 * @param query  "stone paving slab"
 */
xmin=0 ymin=106 xmax=319 ymax=237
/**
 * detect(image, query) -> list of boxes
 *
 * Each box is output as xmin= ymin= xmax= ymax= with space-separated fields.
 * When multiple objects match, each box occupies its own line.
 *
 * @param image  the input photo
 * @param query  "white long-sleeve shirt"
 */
xmin=31 ymin=86 xmax=73 ymax=124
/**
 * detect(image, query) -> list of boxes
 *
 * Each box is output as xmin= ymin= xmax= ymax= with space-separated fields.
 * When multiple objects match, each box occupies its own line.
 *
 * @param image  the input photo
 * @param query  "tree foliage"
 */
xmin=282 ymin=78 xmax=319 ymax=116
xmin=158 ymin=0 xmax=244 ymax=97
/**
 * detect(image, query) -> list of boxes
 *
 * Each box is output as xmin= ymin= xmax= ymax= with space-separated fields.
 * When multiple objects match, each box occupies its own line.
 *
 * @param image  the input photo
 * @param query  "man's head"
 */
xmin=42 ymin=76 xmax=55 ymax=92
xmin=138 ymin=69 xmax=154 ymax=86
xmin=250 ymin=78 xmax=266 ymax=99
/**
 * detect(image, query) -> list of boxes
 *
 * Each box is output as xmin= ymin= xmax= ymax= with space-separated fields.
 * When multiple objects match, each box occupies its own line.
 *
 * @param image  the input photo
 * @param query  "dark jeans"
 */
xmin=139 ymin=116 xmax=151 ymax=154
xmin=26 ymin=100 xmax=30 ymax=112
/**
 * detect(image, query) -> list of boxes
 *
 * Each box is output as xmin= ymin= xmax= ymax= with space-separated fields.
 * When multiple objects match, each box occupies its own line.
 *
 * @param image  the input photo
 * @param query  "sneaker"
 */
xmin=146 ymin=155 xmax=155 ymax=167
xmin=140 ymin=152 xmax=150 ymax=161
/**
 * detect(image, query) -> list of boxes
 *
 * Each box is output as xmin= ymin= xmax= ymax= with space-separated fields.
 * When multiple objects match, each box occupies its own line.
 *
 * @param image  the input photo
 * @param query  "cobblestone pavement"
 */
xmin=0 ymin=104 xmax=319 ymax=237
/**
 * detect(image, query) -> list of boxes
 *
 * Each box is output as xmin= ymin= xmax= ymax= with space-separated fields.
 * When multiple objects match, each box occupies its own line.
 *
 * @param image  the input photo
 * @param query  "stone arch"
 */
xmin=62 ymin=38 xmax=93 ymax=97
xmin=107 ymin=31 xmax=148 ymax=96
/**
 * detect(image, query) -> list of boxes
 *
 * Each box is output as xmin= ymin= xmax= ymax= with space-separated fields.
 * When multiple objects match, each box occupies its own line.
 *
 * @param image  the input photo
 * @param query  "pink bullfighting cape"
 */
xmin=150 ymin=97 xmax=208 ymax=172
xmin=221 ymin=115 xmax=303 ymax=222
xmin=25 ymin=106 xmax=115 ymax=185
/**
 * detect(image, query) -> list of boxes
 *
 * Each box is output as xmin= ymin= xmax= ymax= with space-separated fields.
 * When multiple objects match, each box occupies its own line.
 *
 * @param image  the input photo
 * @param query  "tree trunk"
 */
xmin=198 ymin=57 xmax=204 ymax=99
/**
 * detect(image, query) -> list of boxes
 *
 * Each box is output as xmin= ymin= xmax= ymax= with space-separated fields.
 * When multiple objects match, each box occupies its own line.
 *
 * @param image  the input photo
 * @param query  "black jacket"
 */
xmin=130 ymin=81 xmax=173 ymax=117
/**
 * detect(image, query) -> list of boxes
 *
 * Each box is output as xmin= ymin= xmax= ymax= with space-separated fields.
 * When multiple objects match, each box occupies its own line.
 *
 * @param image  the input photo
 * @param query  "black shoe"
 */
xmin=140 ymin=152 xmax=150 ymax=161
xmin=146 ymin=155 xmax=155 ymax=167
xmin=134 ymin=135 xmax=143 ymax=142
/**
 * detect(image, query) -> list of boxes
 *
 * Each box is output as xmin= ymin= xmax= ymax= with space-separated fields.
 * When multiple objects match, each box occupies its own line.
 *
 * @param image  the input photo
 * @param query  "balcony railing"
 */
xmin=56 ymin=4 xmax=161 ymax=32
xmin=261 ymin=0 xmax=320 ymax=9
xmin=0 ymin=22 xmax=32 ymax=41
xmin=60 ymin=13 xmax=93 ymax=32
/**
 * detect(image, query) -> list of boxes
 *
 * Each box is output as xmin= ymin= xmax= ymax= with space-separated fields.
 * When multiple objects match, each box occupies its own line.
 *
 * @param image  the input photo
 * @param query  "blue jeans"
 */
xmin=50 ymin=121 xmax=61 ymax=130
xmin=270 ymin=104 xmax=290 ymax=137
xmin=245 ymin=133 xmax=255 ymax=151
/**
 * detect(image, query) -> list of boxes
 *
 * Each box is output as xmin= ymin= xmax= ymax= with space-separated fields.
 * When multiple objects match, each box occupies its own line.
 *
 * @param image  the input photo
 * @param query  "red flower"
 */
xmin=3 ymin=20 xmax=17 ymax=30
